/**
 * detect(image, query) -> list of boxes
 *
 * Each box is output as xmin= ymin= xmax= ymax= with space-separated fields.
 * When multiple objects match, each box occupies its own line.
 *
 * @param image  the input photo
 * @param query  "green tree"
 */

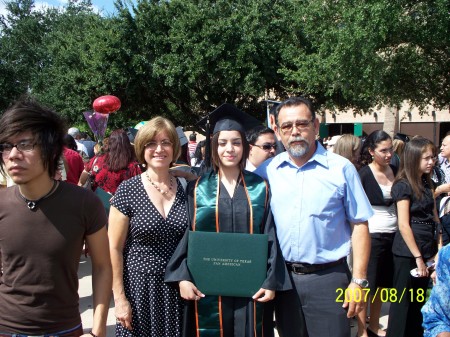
xmin=31 ymin=1 xmax=114 ymax=125
xmin=279 ymin=0 xmax=449 ymax=114
xmin=1 ymin=0 xmax=447 ymax=132
xmin=0 ymin=0 xmax=51 ymax=110
xmin=130 ymin=0 xmax=292 ymax=126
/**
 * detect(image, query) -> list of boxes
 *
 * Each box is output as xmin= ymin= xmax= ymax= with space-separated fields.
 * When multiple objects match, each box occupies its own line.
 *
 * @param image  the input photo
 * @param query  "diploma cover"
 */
xmin=187 ymin=231 xmax=268 ymax=297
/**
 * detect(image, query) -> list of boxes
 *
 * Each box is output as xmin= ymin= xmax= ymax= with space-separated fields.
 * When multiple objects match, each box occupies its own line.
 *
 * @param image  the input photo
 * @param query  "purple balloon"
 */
xmin=83 ymin=111 xmax=109 ymax=140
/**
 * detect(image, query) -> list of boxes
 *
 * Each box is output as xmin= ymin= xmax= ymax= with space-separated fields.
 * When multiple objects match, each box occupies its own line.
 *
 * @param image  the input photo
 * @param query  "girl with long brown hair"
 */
xmin=386 ymin=136 xmax=441 ymax=337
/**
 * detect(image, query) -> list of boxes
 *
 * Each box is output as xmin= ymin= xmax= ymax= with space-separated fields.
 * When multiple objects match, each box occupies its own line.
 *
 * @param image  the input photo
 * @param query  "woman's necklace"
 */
xmin=18 ymin=180 xmax=58 ymax=211
xmin=146 ymin=172 xmax=173 ymax=195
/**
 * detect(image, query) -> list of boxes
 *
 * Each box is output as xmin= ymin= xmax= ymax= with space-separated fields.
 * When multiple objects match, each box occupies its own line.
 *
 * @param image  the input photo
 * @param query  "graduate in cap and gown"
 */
xmin=165 ymin=103 xmax=291 ymax=337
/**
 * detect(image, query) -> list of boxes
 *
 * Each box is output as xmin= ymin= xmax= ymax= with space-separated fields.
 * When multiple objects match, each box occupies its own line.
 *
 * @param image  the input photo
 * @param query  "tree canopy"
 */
xmin=0 ymin=0 xmax=448 ymax=133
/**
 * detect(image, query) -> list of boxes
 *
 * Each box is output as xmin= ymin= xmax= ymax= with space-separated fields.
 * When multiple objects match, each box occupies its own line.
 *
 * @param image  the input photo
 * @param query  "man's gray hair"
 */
xmin=68 ymin=127 xmax=81 ymax=138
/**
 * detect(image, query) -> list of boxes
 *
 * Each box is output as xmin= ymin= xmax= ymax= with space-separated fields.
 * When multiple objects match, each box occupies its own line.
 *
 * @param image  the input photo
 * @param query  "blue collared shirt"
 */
xmin=255 ymin=142 xmax=373 ymax=264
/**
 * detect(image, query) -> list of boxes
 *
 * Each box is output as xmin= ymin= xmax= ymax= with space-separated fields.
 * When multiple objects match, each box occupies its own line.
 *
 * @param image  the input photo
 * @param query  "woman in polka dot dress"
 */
xmin=108 ymin=117 xmax=188 ymax=337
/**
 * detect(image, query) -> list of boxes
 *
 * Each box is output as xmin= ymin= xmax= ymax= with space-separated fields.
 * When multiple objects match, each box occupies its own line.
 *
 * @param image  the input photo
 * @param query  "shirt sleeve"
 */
xmin=343 ymin=163 xmax=374 ymax=223
xmin=391 ymin=180 xmax=412 ymax=202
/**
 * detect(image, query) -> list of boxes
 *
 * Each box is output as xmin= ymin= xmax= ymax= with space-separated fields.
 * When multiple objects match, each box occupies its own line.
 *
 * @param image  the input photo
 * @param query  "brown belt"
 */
xmin=286 ymin=257 xmax=346 ymax=274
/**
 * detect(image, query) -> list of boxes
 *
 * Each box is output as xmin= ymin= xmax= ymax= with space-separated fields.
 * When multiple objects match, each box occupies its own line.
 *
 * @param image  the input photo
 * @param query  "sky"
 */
xmin=0 ymin=0 xmax=134 ymax=17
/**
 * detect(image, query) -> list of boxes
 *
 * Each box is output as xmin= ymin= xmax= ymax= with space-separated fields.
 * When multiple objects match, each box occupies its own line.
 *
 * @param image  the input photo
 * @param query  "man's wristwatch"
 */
xmin=351 ymin=277 xmax=369 ymax=288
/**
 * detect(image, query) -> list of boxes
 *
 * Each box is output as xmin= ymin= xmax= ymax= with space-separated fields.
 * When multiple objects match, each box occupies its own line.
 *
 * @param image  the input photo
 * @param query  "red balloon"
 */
xmin=93 ymin=95 xmax=121 ymax=114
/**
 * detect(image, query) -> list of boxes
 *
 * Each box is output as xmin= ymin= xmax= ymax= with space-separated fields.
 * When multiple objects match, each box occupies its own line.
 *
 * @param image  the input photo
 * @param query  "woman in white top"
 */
xmin=357 ymin=131 xmax=397 ymax=337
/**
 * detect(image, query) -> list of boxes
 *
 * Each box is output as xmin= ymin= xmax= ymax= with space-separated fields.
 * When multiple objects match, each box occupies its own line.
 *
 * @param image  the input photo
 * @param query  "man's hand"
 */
xmin=170 ymin=169 xmax=197 ymax=181
xmin=342 ymin=282 xmax=365 ymax=318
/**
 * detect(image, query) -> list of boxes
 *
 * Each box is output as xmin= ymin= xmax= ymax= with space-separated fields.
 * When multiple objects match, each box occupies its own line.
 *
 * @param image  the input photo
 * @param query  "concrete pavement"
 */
xmin=78 ymin=256 xmax=388 ymax=337
xmin=78 ymin=256 xmax=116 ymax=336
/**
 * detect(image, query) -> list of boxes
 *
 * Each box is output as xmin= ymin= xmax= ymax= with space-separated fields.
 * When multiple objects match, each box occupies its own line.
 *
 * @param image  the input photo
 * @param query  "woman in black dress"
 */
xmin=109 ymin=117 xmax=188 ymax=336
xmin=386 ymin=136 xmax=441 ymax=337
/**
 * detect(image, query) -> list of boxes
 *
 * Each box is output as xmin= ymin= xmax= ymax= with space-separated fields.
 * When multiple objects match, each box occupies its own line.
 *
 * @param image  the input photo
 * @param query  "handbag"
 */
xmin=82 ymin=173 xmax=94 ymax=190
xmin=82 ymin=156 xmax=99 ymax=190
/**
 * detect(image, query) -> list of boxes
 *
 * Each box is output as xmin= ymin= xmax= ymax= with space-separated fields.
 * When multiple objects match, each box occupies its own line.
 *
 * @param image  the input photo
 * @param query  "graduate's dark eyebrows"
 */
xmin=218 ymin=137 xmax=242 ymax=142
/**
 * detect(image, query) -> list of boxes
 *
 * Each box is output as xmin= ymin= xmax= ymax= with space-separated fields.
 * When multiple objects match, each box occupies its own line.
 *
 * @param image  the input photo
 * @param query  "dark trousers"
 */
xmin=274 ymin=263 xmax=351 ymax=337
xmin=386 ymin=255 xmax=429 ymax=337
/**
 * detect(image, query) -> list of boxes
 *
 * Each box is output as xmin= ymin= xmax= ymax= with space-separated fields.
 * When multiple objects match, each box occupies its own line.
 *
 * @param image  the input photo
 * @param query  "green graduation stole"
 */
xmin=191 ymin=170 xmax=268 ymax=337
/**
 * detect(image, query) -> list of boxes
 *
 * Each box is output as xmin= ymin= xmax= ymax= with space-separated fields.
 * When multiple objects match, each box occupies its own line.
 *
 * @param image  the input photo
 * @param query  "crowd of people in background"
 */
xmin=0 ymin=96 xmax=449 ymax=337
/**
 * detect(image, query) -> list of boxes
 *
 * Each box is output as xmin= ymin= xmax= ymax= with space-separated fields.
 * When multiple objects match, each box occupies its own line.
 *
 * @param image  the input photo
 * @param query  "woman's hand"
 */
xmin=179 ymin=280 xmax=205 ymax=301
xmin=252 ymin=288 xmax=275 ymax=302
xmin=114 ymin=297 xmax=133 ymax=330
xmin=416 ymin=258 xmax=429 ymax=278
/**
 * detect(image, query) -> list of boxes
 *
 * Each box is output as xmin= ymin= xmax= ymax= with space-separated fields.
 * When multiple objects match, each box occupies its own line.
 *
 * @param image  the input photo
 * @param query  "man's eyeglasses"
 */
xmin=144 ymin=140 xmax=173 ymax=150
xmin=0 ymin=142 xmax=36 ymax=154
xmin=278 ymin=120 xmax=313 ymax=134
xmin=253 ymin=143 xmax=277 ymax=151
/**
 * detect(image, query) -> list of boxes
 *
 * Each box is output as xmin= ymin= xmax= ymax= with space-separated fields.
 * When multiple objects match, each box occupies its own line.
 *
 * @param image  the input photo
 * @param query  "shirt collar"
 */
xmin=274 ymin=141 xmax=330 ymax=169
xmin=245 ymin=159 xmax=257 ymax=172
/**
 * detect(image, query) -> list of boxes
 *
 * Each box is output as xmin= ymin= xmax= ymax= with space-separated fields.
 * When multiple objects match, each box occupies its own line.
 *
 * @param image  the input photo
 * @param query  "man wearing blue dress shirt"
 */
xmin=255 ymin=97 xmax=373 ymax=337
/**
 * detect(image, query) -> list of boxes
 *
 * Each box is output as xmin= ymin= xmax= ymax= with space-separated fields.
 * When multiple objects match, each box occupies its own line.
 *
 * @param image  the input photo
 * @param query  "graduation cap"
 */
xmin=196 ymin=103 xmax=262 ymax=170
xmin=197 ymin=103 xmax=262 ymax=134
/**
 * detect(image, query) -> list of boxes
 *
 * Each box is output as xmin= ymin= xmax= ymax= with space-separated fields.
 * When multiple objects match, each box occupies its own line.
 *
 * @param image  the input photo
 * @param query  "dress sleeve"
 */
xmin=111 ymin=179 xmax=133 ymax=217
xmin=391 ymin=180 xmax=412 ymax=202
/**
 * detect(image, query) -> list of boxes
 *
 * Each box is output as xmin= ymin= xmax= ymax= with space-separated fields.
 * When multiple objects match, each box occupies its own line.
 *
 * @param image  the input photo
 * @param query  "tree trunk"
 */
xmin=383 ymin=105 xmax=399 ymax=138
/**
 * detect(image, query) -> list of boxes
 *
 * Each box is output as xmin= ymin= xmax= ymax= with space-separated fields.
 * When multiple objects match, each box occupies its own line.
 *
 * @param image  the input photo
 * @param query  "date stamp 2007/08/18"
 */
xmin=335 ymin=287 xmax=426 ymax=303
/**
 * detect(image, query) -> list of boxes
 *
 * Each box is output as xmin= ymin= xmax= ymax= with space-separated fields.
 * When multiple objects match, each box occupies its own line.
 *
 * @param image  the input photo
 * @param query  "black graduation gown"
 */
xmin=165 ymin=177 xmax=291 ymax=337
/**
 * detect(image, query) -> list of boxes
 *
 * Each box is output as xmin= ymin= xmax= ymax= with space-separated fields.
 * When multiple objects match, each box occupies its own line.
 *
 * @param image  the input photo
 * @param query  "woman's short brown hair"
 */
xmin=210 ymin=130 xmax=249 ymax=172
xmin=134 ymin=117 xmax=181 ymax=165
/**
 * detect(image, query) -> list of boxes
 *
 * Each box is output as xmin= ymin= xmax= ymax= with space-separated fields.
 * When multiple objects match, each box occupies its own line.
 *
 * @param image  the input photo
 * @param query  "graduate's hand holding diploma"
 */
xmin=252 ymin=288 xmax=275 ymax=302
xmin=179 ymin=280 xmax=205 ymax=301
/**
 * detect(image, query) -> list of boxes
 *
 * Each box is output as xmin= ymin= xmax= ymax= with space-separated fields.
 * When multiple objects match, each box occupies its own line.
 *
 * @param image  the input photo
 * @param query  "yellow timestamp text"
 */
xmin=335 ymin=288 xmax=426 ymax=303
